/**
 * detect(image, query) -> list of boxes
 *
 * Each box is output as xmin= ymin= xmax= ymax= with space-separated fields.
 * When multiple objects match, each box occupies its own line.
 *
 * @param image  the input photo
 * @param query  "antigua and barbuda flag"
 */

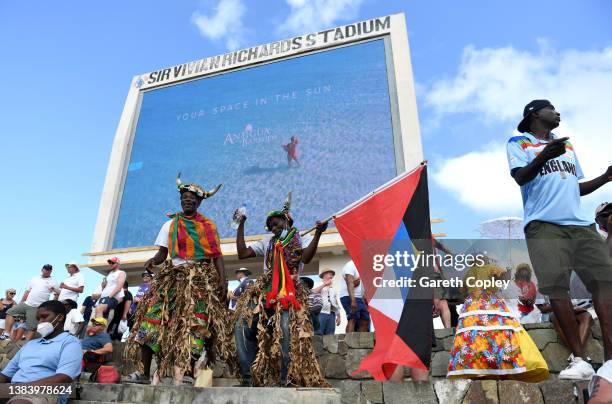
xmin=334 ymin=162 xmax=434 ymax=380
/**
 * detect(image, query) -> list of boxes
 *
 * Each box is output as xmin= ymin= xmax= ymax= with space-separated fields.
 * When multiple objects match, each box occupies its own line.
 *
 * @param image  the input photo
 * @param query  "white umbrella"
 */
xmin=478 ymin=216 xmax=524 ymax=239
xmin=477 ymin=216 xmax=524 ymax=269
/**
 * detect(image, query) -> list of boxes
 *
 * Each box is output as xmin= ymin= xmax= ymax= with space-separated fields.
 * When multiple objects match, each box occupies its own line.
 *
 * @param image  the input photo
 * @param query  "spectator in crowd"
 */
xmin=4 ymin=264 xmax=58 ymax=341
xmin=433 ymin=239 xmax=452 ymax=328
xmin=58 ymin=262 xmax=85 ymax=303
xmin=595 ymin=202 xmax=612 ymax=254
xmin=312 ymin=269 xmax=340 ymax=335
xmin=339 ymin=260 xmax=370 ymax=332
xmin=0 ymin=300 xmax=82 ymax=389
xmin=228 ymin=268 xmax=253 ymax=311
xmin=507 ymin=99 xmax=612 ymax=379
xmin=301 ymin=276 xmax=321 ymax=331
xmin=95 ymin=257 xmax=126 ymax=319
xmin=0 ymin=288 xmax=17 ymax=338
xmin=92 ymin=277 xmax=106 ymax=301
xmin=81 ymin=317 xmax=113 ymax=375
xmin=79 ymin=278 xmax=105 ymax=339
xmin=62 ymin=299 xmax=84 ymax=337
xmin=107 ymin=281 xmax=132 ymax=341
xmin=10 ymin=315 xmax=28 ymax=341
xmin=81 ymin=317 xmax=113 ymax=356
xmin=590 ymin=202 xmax=612 ymax=401
xmin=128 ymin=272 xmax=152 ymax=329
xmin=514 ymin=263 xmax=539 ymax=324
xmin=540 ymin=273 xmax=595 ymax=360
xmin=535 ymin=297 xmax=551 ymax=322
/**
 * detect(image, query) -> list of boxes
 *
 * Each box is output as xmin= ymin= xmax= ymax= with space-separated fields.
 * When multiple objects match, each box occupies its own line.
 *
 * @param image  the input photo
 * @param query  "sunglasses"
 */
xmin=8 ymin=292 xmax=15 ymax=295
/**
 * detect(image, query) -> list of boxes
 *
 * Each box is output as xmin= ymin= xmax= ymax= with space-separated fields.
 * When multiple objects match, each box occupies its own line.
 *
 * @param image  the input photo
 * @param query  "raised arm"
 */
xmin=312 ymin=280 xmax=330 ymax=294
xmin=236 ymin=215 xmax=256 ymax=259
xmin=302 ymin=221 xmax=328 ymax=264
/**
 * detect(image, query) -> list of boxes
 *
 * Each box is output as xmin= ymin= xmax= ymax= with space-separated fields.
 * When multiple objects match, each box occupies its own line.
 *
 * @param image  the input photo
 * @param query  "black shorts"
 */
xmin=98 ymin=297 xmax=118 ymax=311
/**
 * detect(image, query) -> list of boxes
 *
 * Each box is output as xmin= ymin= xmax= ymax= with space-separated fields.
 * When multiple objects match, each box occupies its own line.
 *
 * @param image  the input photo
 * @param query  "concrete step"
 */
xmin=70 ymin=401 xmax=135 ymax=404
xmin=76 ymin=383 xmax=342 ymax=404
xmin=331 ymin=378 xmax=589 ymax=404
xmin=72 ymin=377 xmax=589 ymax=404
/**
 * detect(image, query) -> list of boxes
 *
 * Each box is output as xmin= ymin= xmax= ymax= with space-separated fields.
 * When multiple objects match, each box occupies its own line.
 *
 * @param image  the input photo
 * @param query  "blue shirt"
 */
xmin=506 ymin=133 xmax=592 ymax=227
xmin=81 ymin=331 xmax=111 ymax=351
xmin=1 ymin=331 xmax=82 ymax=383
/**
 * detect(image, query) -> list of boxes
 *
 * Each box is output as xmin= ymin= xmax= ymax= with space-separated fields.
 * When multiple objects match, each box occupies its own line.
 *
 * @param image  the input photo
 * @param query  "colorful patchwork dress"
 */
xmin=447 ymin=264 xmax=548 ymax=382
xmin=126 ymin=212 xmax=236 ymax=377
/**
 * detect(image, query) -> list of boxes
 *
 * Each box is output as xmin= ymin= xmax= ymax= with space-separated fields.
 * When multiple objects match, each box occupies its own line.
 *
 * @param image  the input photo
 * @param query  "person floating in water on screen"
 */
xmin=282 ymin=136 xmax=300 ymax=167
xmin=233 ymin=191 xmax=329 ymax=387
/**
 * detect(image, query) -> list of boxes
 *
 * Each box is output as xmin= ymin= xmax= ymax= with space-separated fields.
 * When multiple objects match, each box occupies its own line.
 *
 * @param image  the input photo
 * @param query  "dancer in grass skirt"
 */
xmin=126 ymin=174 xmax=236 ymax=385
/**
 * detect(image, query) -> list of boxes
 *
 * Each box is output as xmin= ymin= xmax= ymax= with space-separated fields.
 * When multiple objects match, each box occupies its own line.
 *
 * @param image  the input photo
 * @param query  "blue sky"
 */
xmin=1 ymin=0 xmax=611 ymax=297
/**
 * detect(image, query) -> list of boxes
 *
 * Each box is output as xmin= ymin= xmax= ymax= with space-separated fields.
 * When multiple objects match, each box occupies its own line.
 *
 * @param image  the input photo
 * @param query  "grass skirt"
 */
xmin=125 ymin=261 xmax=237 ymax=377
xmin=233 ymin=272 xmax=329 ymax=387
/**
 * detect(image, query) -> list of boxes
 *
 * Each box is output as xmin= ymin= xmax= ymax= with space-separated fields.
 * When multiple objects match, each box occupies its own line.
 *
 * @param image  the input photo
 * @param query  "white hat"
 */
xmin=318 ymin=268 xmax=336 ymax=278
xmin=65 ymin=262 xmax=79 ymax=269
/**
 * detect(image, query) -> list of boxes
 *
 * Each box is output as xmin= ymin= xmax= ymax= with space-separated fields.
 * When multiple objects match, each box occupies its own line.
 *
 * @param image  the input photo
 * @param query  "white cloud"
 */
xmin=434 ymin=142 xmax=523 ymax=213
xmin=427 ymin=43 xmax=612 ymax=215
xmin=192 ymin=0 xmax=247 ymax=50
xmin=278 ymin=0 xmax=364 ymax=35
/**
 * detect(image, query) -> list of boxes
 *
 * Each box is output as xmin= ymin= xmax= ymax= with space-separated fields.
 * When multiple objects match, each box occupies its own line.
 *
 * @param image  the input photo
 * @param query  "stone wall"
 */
xmin=0 ymin=320 xmax=604 ymax=403
xmin=311 ymin=320 xmax=604 ymax=381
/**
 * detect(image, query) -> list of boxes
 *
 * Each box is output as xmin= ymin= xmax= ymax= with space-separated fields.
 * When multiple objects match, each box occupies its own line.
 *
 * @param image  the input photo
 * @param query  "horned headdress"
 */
xmin=266 ymin=191 xmax=293 ymax=230
xmin=176 ymin=173 xmax=222 ymax=199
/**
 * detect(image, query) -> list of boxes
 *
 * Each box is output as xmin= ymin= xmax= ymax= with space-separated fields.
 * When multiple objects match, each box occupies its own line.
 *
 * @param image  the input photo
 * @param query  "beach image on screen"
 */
xmin=113 ymin=39 xmax=398 ymax=248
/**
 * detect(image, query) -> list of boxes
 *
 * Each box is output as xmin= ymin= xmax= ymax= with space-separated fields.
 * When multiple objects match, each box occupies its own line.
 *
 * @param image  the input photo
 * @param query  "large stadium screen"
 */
xmin=112 ymin=38 xmax=399 ymax=248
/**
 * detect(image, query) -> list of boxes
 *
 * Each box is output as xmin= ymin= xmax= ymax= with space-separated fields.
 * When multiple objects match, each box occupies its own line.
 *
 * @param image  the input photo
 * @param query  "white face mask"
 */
xmin=37 ymin=316 xmax=59 ymax=338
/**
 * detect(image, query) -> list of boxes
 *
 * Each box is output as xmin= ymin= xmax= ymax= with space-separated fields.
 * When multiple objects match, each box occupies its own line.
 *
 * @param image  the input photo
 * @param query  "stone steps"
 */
xmin=70 ymin=401 xmax=135 ymax=404
xmin=2 ymin=320 xmax=605 ymax=403
xmin=73 ymin=384 xmax=342 ymax=404
xmin=68 ymin=378 xmax=590 ymax=404
xmin=331 ymin=377 xmax=591 ymax=404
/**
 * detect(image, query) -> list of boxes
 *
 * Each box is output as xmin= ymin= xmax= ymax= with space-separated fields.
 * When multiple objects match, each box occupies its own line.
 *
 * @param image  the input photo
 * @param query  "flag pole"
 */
xmin=300 ymin=161 xmax=427 ymax=236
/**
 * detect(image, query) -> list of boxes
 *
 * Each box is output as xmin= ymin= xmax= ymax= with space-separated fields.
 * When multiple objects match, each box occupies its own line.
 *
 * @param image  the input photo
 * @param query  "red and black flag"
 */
xmin=334 ymin=163 xmax=434 ymax=380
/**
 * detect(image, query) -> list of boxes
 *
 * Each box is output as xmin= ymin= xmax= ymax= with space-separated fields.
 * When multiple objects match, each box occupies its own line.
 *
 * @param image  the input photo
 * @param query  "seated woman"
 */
xmin=0 ymin=300 xmax=82 ymax=403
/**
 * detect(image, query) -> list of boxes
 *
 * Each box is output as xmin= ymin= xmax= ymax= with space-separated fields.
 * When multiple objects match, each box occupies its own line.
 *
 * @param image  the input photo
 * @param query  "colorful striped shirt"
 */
xmin=154 ymin=213 xmax=222 ymax=261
